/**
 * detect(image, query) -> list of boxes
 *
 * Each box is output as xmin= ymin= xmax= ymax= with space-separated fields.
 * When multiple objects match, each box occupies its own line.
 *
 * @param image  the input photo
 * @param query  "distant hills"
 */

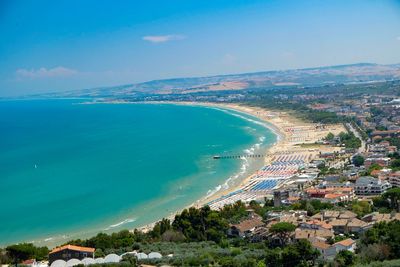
xmin=36 ymin=63 xmax=400 ymax=98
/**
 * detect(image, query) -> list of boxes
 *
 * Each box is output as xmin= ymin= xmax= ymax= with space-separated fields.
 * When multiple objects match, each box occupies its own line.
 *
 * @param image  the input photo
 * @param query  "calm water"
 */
xmin=0 ymin=100 xmax=276 ymax=246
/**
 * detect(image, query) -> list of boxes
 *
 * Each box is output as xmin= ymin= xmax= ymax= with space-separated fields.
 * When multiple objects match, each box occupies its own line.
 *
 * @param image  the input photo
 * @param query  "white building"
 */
xmin=354 ymin=176 xmax=391 ymax=196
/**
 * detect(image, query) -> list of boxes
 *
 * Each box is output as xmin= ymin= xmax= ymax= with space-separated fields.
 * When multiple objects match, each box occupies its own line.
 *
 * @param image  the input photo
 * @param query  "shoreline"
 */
xmin=132 ymin=100 xmax=346 ymax=232
xmin=131 ymin=101 xmax=292 ymax=232
xmin=79 ymin=99 xmax=289 ymax=234
xmin=4 ymin=99 xmax=342 ymax=247
xmin=1 ymin=100 xmax=283 ymax=248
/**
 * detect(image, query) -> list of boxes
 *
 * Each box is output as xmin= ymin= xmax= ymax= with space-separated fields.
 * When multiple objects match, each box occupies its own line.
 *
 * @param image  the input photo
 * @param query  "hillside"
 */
xmin=35 ymin=63 xmax=400 ymax=98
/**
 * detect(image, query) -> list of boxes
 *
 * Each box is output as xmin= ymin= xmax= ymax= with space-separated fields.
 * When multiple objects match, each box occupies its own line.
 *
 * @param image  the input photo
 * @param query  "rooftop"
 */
xmin=50 ymin=245 xmax=95 ymax=254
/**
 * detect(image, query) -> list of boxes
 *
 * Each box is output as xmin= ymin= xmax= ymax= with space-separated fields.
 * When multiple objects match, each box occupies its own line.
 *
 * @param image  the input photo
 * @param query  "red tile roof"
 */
xmin=335 ymin=238 xmax=355 ymax=247
xmin=50 ymin=244 xmax=95 ymax=254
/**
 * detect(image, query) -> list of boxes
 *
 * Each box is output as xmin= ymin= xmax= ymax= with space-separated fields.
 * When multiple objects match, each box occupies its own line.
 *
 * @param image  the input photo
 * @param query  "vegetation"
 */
xmin=338 ymin=132 xmax=361 ymax=149
xmin=382 ymin=188 xmax=400 ymax=212
xmin=5 ymin=243 xmax=49 ymax=265
xmin=352 ymin=155 xmax=365 ymax=167
xmin=269 ymin=222 xmax=296 ymax=246
xmin=351 ymin=200 xmax=372 ymax=217
xmin=358 ymin=220 xmax=400 ymax=263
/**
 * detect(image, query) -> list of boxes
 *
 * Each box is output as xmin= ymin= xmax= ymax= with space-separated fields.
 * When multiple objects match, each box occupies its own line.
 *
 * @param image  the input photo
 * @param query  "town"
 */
xmin=2 ymin=80 xmax=400 ymax=267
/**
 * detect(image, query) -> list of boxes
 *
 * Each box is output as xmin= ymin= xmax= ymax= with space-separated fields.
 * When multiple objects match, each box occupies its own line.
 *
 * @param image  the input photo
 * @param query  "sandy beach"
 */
xmin=135 ymin=101 xmax=346 ymax=232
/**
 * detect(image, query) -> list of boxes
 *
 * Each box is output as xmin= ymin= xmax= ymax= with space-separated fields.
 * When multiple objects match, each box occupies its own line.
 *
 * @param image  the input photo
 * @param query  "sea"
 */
xmin=0 ymin=99 xmax=276 ymax=246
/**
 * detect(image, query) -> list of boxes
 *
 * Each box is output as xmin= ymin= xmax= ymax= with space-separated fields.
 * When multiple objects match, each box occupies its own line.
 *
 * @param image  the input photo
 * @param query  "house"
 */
xmin=362 ymin=212 xmax=400 ymax=223
xmin=333 ymin=238 xmax=357 ymax=253
xmin=312 ymin=240 xmax=337 ymax=260
xmin=337 ymin=210 xmax=357 ymax=220
xmin=354 ymin=176 xmax=391 ymax=196
xmin=48 ymin=245 xmax=95 ymax=264
xmin=294 ymin=229 xmax=334 ymax=241
xmin=299 ymin=220 xmax=333 ymax=231
xmin=330 ymin=219 xmax=348 ymax=234
xmin=312 ymin=238 xmax=357 ymax=260
xmin=322 ymin=210 xmax=340 ymax=220
xmin=346 ymin=218 xmax=370 ymax=233
xmin=389 ymin=171 xmax=400 ymax=187
xmin=364 ymin=157 xmax=391 ymax=168
xmin=228 ymin=214 xmax=264 ymax=238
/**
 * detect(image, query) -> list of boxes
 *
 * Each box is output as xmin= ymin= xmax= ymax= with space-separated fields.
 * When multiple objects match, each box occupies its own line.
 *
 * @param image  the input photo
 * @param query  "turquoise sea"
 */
xmin=0 ymin=100 xmax=276 ymax=246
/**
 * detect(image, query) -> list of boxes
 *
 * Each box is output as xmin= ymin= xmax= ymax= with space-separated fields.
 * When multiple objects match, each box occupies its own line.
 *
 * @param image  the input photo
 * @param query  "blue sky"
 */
xmin=1 ymin=0 xmax=400 ymax=96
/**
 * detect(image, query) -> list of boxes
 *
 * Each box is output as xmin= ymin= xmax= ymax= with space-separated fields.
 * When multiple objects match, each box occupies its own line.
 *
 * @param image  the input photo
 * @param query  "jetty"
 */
xmin=213 ymin=154 xmax=265 ymax=159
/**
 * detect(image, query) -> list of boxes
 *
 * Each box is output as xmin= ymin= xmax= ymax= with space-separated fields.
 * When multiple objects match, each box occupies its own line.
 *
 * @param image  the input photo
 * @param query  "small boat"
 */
xmin=34 ymin=164 xmax=38 ymax=169
xmin=213 ymin=155 xmax=221 ymax=159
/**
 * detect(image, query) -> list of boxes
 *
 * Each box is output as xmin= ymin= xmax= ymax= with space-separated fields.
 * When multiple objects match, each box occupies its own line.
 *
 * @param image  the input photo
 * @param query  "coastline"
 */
xmin=5 ymin=99 xmax=344 ymax=246
xmin=133 ymin=101 xmax=292 ymax=232
xmin=166 ymin=102 xmax=289 ymax=205
xmin=0 ymin=100 xmax=281 ymax=247
xmin=133 ymin=100 xmax=346 ymax=233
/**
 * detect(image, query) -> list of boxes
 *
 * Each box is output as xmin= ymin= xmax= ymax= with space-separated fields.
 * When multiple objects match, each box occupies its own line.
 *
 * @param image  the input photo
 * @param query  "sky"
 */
xmin=0 ymin=0 xmax=400 ymax=96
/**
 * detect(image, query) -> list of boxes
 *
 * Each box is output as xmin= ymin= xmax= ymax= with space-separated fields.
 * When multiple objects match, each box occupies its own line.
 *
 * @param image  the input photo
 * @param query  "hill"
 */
xmin=34 ymin=63 xmax=400 ymax=98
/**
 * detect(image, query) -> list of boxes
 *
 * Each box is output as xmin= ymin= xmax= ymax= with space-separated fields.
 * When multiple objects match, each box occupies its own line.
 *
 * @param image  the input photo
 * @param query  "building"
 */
xmin=228 ymin=214 xmax=264 ymax=238
xmin=333 ymin=238 xmax=357 ymax=254
xmin=354 ymin=176 xmax=391 ymax=196
xmin=312 ymin=238 xmax=356 ymax=260
xmin=305 ymin=187 xmax=355 ymax=203
xmin=49 ymin=245 xmax=95 ymax=264
xmin=364 ymin=157 xmax=391 ymax=168
xmin=389 ymin=171 xmax=400 ymax=187
xmin=273 ymin=190 xmax=290 ymax=207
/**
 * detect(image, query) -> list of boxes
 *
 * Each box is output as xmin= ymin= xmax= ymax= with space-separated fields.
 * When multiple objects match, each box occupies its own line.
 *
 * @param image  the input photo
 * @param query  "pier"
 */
xmin=213 ymin=154 xmax=265 ymax=159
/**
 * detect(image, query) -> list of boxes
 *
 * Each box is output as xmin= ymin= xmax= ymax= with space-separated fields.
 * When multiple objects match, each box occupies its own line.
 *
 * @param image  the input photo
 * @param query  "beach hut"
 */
xmin=104 ymin=254 xmax=121 ymax=263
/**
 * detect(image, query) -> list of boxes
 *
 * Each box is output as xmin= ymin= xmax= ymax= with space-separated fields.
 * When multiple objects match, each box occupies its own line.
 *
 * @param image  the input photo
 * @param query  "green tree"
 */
xmin=326 ymin=132 xmax=335 ymax=141
xmin=269 ymin=222 xmax=296 ymax=246
xmin=390 ymin=159 xmax=400 ymax=169
xmin=351 ymin=201 xmax=372 ymax=217
xmin=382 ymin=188 xmax=400 ymax=211
xmin=334 ymin=250 xmax=357 ymax=267
xmin=6 ymin=244 xmax=36 ymax=266
xmin=368 ymin=163 xmax=383 ymax=174
xmin=352 ymin=155 xmax=365 ymax=167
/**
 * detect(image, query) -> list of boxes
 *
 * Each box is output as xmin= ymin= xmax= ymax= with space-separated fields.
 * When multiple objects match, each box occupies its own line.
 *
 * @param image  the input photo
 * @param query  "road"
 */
xmin=346 ymin=122 xmax=367 ymax=153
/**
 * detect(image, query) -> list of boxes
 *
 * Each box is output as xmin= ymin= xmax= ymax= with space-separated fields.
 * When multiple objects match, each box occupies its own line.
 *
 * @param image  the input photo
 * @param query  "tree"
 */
xmin=6 ymin=244 xmax=36 ymax=266
xmin=352 ymin=155 xmax=365 ymax=167
xmin=281 ymin=239 xmax=320 ymax=267
xmin=358 ymin=243 xmax=391 ymax=263
xmin=351 ymin=201 xmax=372 ymax=217
xmin=368 ymin=163 xmax=383 ymax=174
xmin=269 ymin=222 xmax=296 ymax=246
xmin=120 ymin=254 xmax=138 ymax=267
xmin=172 ymin=206 xmax=228 ymax=242
xmin=360 ymin=220 xmax=400 ymax=259
xmin=382 ymin=188 xmax=400 ymax=211
xmin=334 ymin=250 xmax=356 ymax=267
xmin=326 ymin=132 xmax=335 ymax=141
xmin=391 ymin=159 xmax=400 ymax=169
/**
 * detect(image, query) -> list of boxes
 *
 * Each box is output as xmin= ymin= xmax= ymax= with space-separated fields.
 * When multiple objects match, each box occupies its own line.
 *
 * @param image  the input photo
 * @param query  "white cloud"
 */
xmin=16 ymin=66 xmax=78 ymax=79
xmin=142 ymin=34 xmax=185 ymax=43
